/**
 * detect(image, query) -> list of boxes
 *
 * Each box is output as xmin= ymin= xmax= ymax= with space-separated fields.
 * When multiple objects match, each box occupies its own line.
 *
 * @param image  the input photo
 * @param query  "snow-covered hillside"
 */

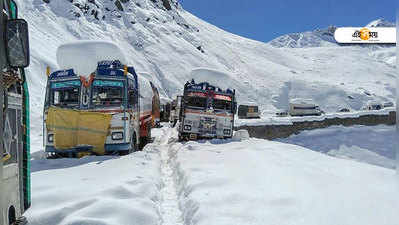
xmin=16 ymin=0 xmax=396 ymax=151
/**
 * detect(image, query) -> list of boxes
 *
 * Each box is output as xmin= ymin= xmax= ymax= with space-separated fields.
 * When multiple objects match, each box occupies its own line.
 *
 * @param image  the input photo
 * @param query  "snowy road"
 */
xmin=156 ymin=127 xmax=184 ymax=225
xmin=27 ymin=127 xmax=399 ymax=225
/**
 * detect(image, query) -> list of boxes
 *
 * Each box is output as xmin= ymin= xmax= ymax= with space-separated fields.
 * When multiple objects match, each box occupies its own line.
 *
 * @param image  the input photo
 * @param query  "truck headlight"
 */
xmin=48 ymin=134 xmax=54 ymax=143
xmin=111 ymin=132 xmax=124 ymax=140
xmin=223 ymin=129 xmax=231 ymax=135
xmin=184 ymin=125 xmax=192 ymax=131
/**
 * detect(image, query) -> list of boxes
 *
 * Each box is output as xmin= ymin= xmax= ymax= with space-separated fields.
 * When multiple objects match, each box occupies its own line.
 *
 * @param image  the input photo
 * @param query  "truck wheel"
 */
xmin=8 ymin=206 xmax=16 ymax=225
xmin=139 ymin=137 xmax=146 ymax=150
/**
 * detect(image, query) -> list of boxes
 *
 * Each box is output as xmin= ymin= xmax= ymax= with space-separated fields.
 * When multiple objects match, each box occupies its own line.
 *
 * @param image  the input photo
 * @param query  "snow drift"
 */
xmin=171 ymin=138 xmax=399 ymax=225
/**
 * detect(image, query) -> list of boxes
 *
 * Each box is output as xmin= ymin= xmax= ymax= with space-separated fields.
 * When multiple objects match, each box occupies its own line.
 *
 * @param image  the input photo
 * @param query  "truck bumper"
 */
xmin=45 ymin=144 xmax=131 ymax=154
xmin=45 ymin=145 xmax=93 ymax=153
xmin=179 ymin=132 xmax=232 ymax=140
xmin=105 ymin=143 xmax=131 ymax=152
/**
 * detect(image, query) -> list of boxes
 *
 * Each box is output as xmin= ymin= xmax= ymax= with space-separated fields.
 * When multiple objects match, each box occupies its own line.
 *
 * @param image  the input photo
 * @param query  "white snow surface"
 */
xmin=57 ymin=40 xmax=127 ymax=77
xmin=170 ymin=135 xmax=399 ymax=225
xmin=26 ymin=151 xmax=162 ymax=225
xmin=27 ymin=127 xmax=399 ymax=225
xmin=15 ymin=0 xmax=397 ymax=155
xmin=277 ymin=125 xmax=396 ymax=169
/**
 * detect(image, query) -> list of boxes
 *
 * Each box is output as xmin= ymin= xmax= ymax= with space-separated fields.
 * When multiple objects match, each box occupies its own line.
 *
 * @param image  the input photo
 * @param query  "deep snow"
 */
xmin=26 ymin=152 xmax=162 ymax=225
xmin=277 ymin=125 xmax=396 ymax=169
xmin=171 ymin=137 xmax=399 ymax=225
xmin=26 ymin=127 xmax=399 ymax=225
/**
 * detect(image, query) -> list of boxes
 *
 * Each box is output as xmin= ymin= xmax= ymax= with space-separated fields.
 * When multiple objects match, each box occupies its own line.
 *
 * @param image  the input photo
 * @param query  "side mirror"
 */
xmin=6 ymin=19 xmax=30 ymax=68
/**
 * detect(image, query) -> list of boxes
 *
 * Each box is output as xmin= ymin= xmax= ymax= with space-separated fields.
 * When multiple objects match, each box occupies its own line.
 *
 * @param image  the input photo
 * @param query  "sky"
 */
xmin=180 ymin=0 xmax=396 ymax=42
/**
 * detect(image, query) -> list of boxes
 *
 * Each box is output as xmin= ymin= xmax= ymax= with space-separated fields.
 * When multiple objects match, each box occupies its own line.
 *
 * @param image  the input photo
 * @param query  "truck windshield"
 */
xmin=49 ymin=80 xmax=81 ymax=108
xmin=186 ymin=96 xmax=207 ymax=109
xmin=213 ymin=99 xmax=232 ymax=111
xmin=91 ymin=80 xmax=124 ymax=108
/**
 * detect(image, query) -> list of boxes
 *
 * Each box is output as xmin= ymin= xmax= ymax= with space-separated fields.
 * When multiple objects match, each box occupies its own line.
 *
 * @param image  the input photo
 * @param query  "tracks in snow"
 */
xmin=157 ymin=127 xmax=184 ymax=225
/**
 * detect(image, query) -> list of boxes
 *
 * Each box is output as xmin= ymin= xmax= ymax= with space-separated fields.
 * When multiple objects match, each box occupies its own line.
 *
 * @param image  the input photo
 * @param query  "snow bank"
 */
xmin=56 ymin=41 xmax=127 ymax=77
xmin=171 ymin=139 xmax=399 ymax=225
xmin=278 ymin=125 xmax=396 ymax=169
xmin=26 ymin=150 xmax=161 ymax=225
xmin=232 ymin=129 xmax=249 ymax=141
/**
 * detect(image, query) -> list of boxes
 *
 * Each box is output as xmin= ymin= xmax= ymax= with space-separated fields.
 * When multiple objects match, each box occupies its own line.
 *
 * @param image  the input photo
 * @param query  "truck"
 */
xmin=237 ymin=103 xmax=260 ymax=119
xmin=178 ymin=80 xmax=236 ymax=140
xmin=44 ymin=57 xmax=153 ymax=157
xmin=289 ymin=98 xmax=322 ymax=116
xmin=149 ymin=81 xmax=161 ymax=128
xmin=169 ymin=96 xmax=182 ymax=127
xmin=0 ymin=0 xmax=31 ymax=224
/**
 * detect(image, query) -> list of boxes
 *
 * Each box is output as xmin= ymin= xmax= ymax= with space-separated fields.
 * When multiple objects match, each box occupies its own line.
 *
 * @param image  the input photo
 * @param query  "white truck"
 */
xmin=289 ymin=98 xmax=322 ymax=116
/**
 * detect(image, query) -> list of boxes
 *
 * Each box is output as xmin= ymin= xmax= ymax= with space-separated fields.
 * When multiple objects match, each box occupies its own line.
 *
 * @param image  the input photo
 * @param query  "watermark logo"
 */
xmin=351 ymin=28 xmax=378 ymax=40
xmin=335 ymin=27 xmax=395 ymax=43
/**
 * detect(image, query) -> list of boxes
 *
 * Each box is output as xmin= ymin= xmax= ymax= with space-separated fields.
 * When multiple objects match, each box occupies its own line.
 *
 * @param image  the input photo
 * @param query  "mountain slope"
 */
xmin=16 ymin=0 xmax=396 ymax=150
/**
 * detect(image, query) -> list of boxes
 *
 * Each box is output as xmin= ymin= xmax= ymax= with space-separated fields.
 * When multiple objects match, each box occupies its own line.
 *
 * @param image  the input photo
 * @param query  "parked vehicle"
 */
xmin=275 ymin=110 xmax=289 ymax=117
xmin=150 ymin=81 xmax=161 ymax=128
xmin=237 ymin=104 xmax=260 ymax=119
xmin=160 ymin=102 xmax=171 ymax=123
xmin=44 ymin=59 xmax=153 ymax=157
xmin=1 ymin=0 xmax=31 ymax=224
xmin=338 ymin=108 xmax=350 ymax=113
xmin=364 ymin=101 xmax=383 ymax=111
xmin=289 ymin=99 xmax=322 ymax=116
xmin=178 ymin=80 xmax=236 ymax=140
xmin=169 ymin=96 xmax=182 ymax=127
xmin=383 ymin=101 xmax=394 ymax=108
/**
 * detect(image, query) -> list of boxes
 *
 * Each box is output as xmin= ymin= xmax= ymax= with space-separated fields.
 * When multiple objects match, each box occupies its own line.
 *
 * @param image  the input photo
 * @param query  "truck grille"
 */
xmin=199 ymin=117 xmax=217 ymax=135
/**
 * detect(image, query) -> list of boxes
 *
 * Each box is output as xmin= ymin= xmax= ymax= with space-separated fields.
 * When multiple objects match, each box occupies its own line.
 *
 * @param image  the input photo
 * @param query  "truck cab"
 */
xmin=44 ymin=60 xmax=143 ymax=157
xmin=178 ymin=80 xmax=236 ymax=140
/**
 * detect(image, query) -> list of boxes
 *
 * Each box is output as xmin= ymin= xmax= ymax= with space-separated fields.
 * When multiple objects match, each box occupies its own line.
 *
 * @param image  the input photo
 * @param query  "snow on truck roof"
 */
xmin=56 ymin=41 xmax=127 ymax=78
xmin=239 ymin=102 xmax=258 ymax=106
xmin=190 ymin=68 xmax=238 ymax=90
xmin=290 ymin=98 xmax=316 ymax=105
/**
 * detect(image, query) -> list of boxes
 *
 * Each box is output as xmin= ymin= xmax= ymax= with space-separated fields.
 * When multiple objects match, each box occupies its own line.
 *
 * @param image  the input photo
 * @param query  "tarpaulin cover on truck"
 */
xmin=46 ymin=107 xmax=112 ymax=155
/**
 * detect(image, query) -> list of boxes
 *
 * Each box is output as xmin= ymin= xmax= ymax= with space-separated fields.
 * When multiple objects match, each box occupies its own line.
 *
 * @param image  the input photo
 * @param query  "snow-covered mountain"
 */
xmin=17 ymin=0 xmax=396 ymax=149
xmin=269 ymin=18 xmax=395 ymax=48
